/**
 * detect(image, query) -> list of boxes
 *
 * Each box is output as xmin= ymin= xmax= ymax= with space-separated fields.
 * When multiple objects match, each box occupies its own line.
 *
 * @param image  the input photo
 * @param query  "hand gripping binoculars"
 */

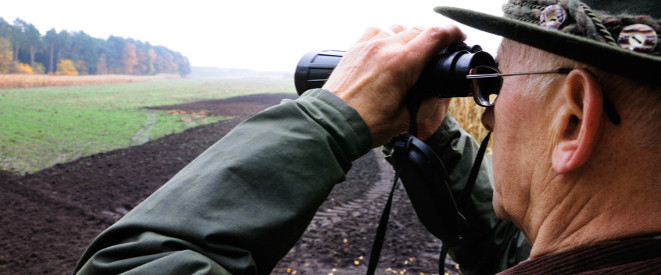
xmin=294 ymin=43 xmax=497 ymax=101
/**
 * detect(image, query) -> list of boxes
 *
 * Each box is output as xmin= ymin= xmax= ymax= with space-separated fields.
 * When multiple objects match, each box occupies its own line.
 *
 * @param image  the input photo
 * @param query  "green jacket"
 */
xmin=419 ymin=113 xmax=530 ymax=274
xmin=74 ymin=89 xmax=528 ymax=274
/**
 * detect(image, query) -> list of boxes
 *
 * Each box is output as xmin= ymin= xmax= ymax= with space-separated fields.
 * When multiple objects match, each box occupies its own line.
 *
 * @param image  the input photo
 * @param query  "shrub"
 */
xmin=32 ymin=62 xmax=46 ymax=74
xmin=56 ymin=59 xmax=79 ymax=76
xmin=11 ymin=62 xmax=33 ymax=74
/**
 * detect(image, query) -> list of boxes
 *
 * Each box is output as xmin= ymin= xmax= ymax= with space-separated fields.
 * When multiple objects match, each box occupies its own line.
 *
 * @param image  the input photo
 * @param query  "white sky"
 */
xmin=3 ymin=0 xmax=503 ymax=73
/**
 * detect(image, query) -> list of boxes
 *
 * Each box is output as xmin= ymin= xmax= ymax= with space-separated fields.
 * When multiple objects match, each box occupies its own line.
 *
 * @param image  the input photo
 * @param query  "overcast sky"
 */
xmin=3 ymin=0 xmax=503 ymax=72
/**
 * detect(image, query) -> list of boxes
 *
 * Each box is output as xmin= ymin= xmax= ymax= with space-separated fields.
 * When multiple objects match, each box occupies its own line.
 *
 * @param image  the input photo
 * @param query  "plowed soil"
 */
xmin=0 ymin=93 xmax=459 ymax=275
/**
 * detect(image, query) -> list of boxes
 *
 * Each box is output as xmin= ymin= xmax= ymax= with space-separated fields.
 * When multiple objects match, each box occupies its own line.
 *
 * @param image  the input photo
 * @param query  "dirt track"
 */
xmin=0 ymin=93 xmax=459 ymax=274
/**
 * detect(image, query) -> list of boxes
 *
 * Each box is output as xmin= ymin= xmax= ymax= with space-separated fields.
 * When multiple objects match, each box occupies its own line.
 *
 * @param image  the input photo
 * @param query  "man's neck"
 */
xmin=523 ymin=173 xmax=661 ymax=258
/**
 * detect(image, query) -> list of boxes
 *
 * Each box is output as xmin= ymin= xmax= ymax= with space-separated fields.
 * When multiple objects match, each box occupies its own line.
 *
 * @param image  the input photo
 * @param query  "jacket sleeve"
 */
xmin=390 ymin=113 xmax=531 ymax=275
xmin=73 ymin=89 xmax=373 ymax=275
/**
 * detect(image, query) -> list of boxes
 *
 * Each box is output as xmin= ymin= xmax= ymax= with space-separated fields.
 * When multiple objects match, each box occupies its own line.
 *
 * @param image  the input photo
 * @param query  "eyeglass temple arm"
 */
xmin=465 ymin=68 xmax=620 ymax=125
xmin=465 ymin=68 xmax=572 ymax=79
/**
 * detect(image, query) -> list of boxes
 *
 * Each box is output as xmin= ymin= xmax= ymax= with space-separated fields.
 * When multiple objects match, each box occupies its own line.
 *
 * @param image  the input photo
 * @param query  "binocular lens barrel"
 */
xmin=294 ymin=50 xmax=344 ymax=95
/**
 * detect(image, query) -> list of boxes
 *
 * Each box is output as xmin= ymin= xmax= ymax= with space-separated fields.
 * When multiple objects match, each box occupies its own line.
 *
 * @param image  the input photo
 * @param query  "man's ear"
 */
xmin=552 ymin=69 xmax=605 ymax=174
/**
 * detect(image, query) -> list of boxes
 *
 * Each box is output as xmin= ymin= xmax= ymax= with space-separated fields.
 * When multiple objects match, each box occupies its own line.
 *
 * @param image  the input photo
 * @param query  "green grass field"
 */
xmin=0 ymin=78 xmax=295 ymax=174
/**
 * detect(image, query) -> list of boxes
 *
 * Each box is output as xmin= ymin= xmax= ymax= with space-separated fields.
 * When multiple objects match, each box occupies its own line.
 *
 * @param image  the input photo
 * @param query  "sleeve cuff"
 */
xmin=297 ymin=89 xmax=373 ymax=162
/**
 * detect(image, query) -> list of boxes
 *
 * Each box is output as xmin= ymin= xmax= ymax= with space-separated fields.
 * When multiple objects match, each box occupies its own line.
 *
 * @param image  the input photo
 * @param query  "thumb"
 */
xmin=417 ymin=98 xmax=451 ymax=140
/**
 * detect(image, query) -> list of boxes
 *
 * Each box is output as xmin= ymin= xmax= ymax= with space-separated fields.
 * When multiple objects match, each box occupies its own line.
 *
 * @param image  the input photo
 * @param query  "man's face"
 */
xmin=481 ymin=42 xmax=559 ymax=223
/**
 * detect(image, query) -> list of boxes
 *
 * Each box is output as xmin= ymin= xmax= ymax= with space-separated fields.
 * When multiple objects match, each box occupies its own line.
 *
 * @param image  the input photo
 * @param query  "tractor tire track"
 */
xmin=131 ymin=110 xmax=158 ymax=145
xmin=275 ymin=149 xmax=460 ymax=274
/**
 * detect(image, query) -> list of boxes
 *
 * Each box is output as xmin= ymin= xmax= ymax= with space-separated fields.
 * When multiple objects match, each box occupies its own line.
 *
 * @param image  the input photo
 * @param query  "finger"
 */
xmin=391 ymin=26 xmax=426 ymax=44
xmin=407 ymin=25 xmax=466 ymax=52
xmin=417 ymin=98 xmax=452 ymax=140
xmin=375 ymin=26 xmax=407 ymax=39
xmin=418 ymin=97 xmax=441 ymax=119
xmin=405 ymin=25 xmax=466 ymax=64
xmin=374 ymin=28 xmax=395 ymax=39
xmin=389 ymin=25 xmax=406 ymax=34
xmin=359 ymin=25 xmax=407 ymax=42
xmin=356 ymin=27 xmax=382 ymax=43
xmin=418 ymin=98 xmax=451 ymax=120
xmin=438 ymin=98 xmax=452 ymax=110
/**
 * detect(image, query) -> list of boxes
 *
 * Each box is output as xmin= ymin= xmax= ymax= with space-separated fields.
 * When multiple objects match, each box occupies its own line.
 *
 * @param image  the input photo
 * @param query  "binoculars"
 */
xmin=294 ymin=43 xmax=496 ymax=100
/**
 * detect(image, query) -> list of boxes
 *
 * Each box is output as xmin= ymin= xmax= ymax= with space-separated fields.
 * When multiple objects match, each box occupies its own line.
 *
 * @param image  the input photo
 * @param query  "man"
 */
xmin=434 ymin=1 xmax=661 ymax=273
xmin=75 ymin=0 xmax=660 ymax=274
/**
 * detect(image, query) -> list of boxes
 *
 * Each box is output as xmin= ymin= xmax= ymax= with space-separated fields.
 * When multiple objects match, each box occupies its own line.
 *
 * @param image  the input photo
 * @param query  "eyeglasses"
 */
xmin=465 ymin=65 xmax=620 ymax=124
xmin=465 ymin=65 xmax=572 ymax=107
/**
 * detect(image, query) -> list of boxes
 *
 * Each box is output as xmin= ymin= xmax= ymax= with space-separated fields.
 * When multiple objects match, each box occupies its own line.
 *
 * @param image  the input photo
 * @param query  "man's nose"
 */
xmin=481 ymin=107 xmax=494 ymax=132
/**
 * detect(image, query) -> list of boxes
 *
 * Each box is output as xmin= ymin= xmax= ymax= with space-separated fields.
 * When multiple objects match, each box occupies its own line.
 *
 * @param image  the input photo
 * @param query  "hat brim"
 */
xmin=435 ymin=6 xmax=661 ymax=81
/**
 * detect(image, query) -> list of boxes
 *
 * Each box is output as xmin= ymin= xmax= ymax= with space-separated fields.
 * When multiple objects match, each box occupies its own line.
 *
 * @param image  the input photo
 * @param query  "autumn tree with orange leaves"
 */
xmin=0 ymin=17 xmax=190 ymax=76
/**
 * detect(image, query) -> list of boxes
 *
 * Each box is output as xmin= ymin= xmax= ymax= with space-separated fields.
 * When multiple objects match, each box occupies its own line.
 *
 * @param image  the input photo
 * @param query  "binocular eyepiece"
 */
xmin=294 ymin=43 xmax=496 ymax=100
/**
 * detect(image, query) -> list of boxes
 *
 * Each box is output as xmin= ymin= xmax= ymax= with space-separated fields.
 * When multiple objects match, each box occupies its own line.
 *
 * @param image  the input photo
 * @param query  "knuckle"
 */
xmin=362 ymin=39 xmax=388 ymax=54
xmin=411 ymin=26 xmax=425 ymax=32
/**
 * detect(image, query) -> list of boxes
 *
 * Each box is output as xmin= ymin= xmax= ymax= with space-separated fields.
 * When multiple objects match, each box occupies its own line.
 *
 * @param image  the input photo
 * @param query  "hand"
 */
xmin=323 ymin=25 xmax=465 ymax=146
xmin=417 ymin=97 xmax=452 ymax=141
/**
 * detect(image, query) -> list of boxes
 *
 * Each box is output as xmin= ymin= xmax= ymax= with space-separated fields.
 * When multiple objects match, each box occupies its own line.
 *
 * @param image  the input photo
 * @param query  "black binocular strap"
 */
xmin=365 ymin=164 xmax=402 ymax=275
xmin=437 ymin=131 xmax=491 ymax=273
xmin=366 ymin=99 xmax=421 ymax=275
xmin=365 ymin=99 xmax=492 ymax=274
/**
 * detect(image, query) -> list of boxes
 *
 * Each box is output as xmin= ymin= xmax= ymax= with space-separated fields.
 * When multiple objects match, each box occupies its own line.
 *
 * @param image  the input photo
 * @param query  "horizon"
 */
xmin=3 ymin=0 xmax=502 ymax=73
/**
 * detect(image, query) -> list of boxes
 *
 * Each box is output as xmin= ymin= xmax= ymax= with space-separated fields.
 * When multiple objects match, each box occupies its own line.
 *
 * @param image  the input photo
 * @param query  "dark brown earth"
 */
xmin=0 ymin=93 xmax=460 ymax=275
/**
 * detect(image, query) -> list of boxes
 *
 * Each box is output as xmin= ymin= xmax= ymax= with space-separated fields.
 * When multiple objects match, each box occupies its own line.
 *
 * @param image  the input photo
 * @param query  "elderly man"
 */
xmin=75 ymin=0 xmax=660 ymax=274
xmin=433 ymin=0 xmax=661 ymax=273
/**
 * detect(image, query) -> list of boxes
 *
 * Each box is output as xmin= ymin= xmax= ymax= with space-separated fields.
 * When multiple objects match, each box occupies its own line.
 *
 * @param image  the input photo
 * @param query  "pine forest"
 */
xmin=0 ymin=17 xmax=190 ymax=76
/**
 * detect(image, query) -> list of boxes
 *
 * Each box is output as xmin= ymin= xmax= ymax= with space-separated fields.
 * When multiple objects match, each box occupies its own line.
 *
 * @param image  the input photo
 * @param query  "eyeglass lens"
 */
xmin=469 ymin=66 xmax=503 ymax=107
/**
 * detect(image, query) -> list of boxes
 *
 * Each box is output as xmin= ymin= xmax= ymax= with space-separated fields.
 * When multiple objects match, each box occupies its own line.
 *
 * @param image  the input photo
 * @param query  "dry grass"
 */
xmin=0 ymin=74 xmax=181 ymax=89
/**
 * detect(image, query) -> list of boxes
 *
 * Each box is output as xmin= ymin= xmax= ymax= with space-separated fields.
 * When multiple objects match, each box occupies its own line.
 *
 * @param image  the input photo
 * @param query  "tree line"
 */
xmin=0 ymin=17 xmax=190 ymax=76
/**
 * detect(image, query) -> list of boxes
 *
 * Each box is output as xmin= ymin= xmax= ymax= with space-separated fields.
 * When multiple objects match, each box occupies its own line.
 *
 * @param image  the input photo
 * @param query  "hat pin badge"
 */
xmin=618 ymin=24 xmax=658 ymax=53
xmin=540 ymin=5 xmax=567 ymax=30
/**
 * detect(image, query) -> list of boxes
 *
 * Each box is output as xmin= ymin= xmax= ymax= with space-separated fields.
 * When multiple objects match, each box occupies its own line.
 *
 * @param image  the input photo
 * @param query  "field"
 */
xmin=0 ymin=75 xmax=487 ymax=174
xmin=0 ymin=75 xmax=488 ymax=274
xmin=0 ymin=74 xmax=180 ymax=89
xmin=0 ymin=76 xmax=294 ymax=174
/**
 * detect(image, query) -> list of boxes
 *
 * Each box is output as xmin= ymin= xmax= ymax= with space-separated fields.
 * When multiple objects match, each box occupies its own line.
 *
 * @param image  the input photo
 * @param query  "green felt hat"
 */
xmin=435 ymin=0 xmax=661 ymax=82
